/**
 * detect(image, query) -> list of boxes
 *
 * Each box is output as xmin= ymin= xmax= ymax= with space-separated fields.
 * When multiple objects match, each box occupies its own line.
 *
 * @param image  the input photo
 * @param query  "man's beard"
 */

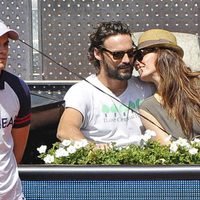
xmin=103 ymin=60 xmax=133 ymax=80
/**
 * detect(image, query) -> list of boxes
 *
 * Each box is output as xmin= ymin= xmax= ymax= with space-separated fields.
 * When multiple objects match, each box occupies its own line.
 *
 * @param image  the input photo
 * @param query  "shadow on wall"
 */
xmin=132 ymin=32 xmax=200 ymax=72
xmin=22 ymin=93 xmax=65 ymax=164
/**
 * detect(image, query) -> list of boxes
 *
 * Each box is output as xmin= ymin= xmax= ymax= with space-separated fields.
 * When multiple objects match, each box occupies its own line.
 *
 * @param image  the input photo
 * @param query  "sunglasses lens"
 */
xmin=134 ymin=51 xmax=143 ymax=62
xmin=102 ymin=48 xmax=135 ymax=60
xmin=113 ymin=52 xmax=124 ymax=59
xmin=127 ymin=50 xmax=135 ymax=58
xmin=113 ymin=50 xmax=135 ymax=59
xmin=134 ymin=48 xmax=157 ymax=62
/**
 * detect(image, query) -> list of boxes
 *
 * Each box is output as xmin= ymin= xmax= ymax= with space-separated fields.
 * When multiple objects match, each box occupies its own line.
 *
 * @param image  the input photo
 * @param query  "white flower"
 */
xmin=61 ymin=139 xmax=72 ymax=147
xmin=170 ymin=142 xmax=178 ymax=153
xmin=141 ymin=130 xmax=156 ymax=142
xmin=74 ymin=141 xmax=83 ymax=149
xmin=67 ymin=145 xmax=76 ymax=154
xmin=175 ymin=138 xmax=191 ymax=149
xmin=74 ymin=139 xmax=88 ymax=149
xmin=193 ymin=138 xmax=200 ymax=143
xmin=189 ymin=148 xmax=198 ymax=155
xmin=164 ymin=135 xmax=172 ymax=143
xmin=191 ymin=138 xmax=200 ymax=144
xmin=55 ymin=148 xmax=69 ymax=158
xmin=43 ymin=154 xmax=54 ymax=164
xmin=145 ymin=129 xmax=157 ymax=137
xmin=80 ymin=139 xmax=89 ymax=147
xmin=159 ymin=158 xmax=166 ymax=164
xmin=37 ymin=145 xmax=47 ymax=154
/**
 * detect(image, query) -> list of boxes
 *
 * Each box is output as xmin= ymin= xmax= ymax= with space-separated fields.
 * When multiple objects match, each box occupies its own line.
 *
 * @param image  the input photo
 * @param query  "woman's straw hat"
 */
xmin=137 ymin=29 xmax=184 ymax=57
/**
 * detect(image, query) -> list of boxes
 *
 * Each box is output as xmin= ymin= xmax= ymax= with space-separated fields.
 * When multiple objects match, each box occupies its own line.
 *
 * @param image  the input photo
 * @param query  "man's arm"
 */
xmin=12 ymin=125 xmax=30 ymax=164
xmin=57 ymin=108 xmax=86 ymax=141
xmin=139 ymin=109 xmax=171 ymax=145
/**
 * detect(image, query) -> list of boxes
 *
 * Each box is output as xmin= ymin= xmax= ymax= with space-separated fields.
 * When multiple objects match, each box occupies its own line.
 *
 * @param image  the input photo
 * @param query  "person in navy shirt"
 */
xmin=0 ymin=20 xmax=31 ymax=200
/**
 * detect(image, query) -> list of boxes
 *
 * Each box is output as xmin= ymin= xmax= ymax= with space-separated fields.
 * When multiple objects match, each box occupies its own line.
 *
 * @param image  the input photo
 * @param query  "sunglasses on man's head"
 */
xmin=133 ymin=48 xmax=157 ymax=62
xmin=101 ymin=47 xmax=137 ymax=60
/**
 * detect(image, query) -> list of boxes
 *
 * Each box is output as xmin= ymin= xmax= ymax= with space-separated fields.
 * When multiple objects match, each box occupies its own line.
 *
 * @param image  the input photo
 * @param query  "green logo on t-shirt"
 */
xmin=101 ymin=98 xmax=143 ymax=115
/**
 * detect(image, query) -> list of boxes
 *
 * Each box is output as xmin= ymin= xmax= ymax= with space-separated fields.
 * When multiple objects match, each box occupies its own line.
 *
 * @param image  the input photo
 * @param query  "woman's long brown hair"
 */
xmin=155 ymin=48 xmax=200 ymax=139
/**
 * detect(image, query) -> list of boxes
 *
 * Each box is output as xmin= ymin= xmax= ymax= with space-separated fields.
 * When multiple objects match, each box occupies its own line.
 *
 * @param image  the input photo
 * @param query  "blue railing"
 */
xmin=19 ymin=165 xmax=200 ymax=199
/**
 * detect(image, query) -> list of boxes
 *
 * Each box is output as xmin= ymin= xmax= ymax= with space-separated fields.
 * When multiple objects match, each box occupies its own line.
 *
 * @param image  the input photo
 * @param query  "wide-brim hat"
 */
xmin=0 ymin=20 xmax=19 ymax=40
xmin=137 ymin=29 xmax=184 ymax=57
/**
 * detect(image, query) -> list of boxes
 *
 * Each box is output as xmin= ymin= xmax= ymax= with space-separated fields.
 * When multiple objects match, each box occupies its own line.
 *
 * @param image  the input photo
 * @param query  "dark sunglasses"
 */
xmin=101 ymin=47 xmax=136 ymax=60
xmin=133 ymin=48 xmax=157 ymax=62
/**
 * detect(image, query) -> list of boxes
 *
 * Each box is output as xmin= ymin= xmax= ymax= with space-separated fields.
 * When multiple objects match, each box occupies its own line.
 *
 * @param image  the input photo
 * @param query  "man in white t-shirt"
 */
xmin=0 ymin=20 xmax=31 ymax=199
xmin=57 ymin=21 xmax=154 ymax=147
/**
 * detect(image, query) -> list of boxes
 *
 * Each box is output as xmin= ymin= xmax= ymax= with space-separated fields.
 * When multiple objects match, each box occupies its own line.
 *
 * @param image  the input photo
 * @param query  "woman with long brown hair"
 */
xmin=134 ymin=29 xmax=200 ymax=144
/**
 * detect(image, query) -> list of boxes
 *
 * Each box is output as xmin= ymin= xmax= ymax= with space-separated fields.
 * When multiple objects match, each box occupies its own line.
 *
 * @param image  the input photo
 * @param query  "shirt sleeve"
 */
xmin=13 ymin=79 xmax=31 ymax=128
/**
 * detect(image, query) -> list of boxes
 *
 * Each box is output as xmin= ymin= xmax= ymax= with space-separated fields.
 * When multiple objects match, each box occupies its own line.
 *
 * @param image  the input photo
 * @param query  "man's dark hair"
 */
xmin=88 ymin=21 xmax=132 ymax=72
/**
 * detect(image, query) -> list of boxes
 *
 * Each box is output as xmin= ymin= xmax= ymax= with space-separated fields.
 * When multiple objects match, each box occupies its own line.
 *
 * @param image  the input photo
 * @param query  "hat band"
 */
xmin=138 ymin=39 xmax=176 ymax=49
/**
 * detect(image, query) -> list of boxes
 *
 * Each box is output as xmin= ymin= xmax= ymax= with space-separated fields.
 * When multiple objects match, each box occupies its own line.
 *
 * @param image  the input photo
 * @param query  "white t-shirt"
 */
xmin=0 ymin=70 xmax=31 ymax=200
xmin=64 ymin=74 xmax=154 ymax=146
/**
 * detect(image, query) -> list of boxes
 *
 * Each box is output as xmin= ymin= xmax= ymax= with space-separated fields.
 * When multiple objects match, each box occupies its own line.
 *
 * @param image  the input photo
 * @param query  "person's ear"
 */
xmin=94 ymin=47 xmax=103 ymax=61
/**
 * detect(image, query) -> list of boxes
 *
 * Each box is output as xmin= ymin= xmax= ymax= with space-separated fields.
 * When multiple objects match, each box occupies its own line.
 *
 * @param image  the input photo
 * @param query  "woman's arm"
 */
xmin=139 ymin=109 xmax=171 ymax=145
